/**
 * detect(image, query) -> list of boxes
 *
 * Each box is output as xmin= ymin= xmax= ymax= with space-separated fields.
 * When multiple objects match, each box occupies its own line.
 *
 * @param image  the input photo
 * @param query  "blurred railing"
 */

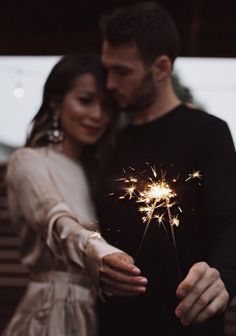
xmin=0 ymin=164 xmax=28 ymax=332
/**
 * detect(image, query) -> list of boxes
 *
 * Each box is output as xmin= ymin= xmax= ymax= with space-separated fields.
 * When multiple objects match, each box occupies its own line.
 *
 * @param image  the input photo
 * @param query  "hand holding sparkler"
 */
xmin=100 ymin=252 xmax=148 ymax=297
xmin=175 ymin=261 xmax=229 ymax=326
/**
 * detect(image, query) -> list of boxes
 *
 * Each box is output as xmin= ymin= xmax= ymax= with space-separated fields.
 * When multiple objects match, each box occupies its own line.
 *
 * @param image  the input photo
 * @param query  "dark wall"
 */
xmin=0 ymin=0 xmax=236 ymax=56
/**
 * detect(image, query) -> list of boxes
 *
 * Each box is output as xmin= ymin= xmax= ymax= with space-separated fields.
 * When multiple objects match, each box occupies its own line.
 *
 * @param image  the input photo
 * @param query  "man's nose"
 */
xmin=107 ymin=73 xmax=117 ymax=91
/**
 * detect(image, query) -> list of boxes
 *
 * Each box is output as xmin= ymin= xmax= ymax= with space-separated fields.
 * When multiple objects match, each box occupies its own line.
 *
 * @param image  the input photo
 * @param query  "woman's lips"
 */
xmin=82 ymin=124 xmax=103 ymax=133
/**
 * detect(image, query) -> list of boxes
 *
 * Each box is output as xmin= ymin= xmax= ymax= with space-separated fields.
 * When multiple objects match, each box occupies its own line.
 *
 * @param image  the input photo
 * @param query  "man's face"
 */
xmin=102 ymin=40 xmax=156 ymax=112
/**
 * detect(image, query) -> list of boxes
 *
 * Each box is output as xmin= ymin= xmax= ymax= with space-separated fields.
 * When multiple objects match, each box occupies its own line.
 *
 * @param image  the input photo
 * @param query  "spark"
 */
xmin=185 ymin=170 xmax=202 ymax=181
xmin=171 ymin=215 xmax=180 ymax=227
xmin=154 ymin=213 xmax=165 ymax=227
xmin=123 ymin=184 xmax=136 ymax=199
xmin=151 ymin=166 xmax=157 ymax=178
xmin=178 ymin=207 xmax=183 ymax=213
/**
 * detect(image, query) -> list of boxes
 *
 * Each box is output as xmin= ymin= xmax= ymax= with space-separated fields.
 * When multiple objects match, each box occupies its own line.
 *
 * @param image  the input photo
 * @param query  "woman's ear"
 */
xmin=152 ymin=55 xmax=172 ymax=81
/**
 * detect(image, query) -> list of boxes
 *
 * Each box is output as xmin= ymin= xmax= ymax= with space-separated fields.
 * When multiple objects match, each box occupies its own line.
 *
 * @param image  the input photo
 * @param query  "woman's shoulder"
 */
xmin=7 ymin=147 xmax=49 ymax=179
xmin=9 ymin=146 xmax=47 ymax=164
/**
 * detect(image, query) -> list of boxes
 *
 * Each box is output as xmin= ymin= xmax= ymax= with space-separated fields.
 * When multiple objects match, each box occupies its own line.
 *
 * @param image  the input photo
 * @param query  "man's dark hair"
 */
xmin=100 ymin=2 xmax=180 ymax=65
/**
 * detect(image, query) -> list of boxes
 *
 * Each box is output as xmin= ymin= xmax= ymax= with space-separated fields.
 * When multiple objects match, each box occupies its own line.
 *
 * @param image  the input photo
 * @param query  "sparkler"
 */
xmin=114 ymin=166 xmax=202 ymax=281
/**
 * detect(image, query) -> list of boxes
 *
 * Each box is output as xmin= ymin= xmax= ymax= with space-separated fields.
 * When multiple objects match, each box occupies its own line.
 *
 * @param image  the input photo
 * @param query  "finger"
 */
xmin=103 ymin=254 xmax=141 ymax=275
xmin=175 ymin=267 xmax=219 ymax=320
xmin=100 ymin=276 xmax=146 ymax=295
xmin=176 ymin=262 xmax=208 ymax=298
xmin=179 ymin=279 xmax=223 ymax=326
xmin=192 ymin=290 xmax=229 ymax=324
xmin=100 ymin=264 xmax=148 ymax=285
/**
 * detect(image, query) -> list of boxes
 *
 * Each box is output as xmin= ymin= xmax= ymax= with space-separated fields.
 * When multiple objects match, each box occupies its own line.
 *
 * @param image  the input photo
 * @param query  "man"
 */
xmin=96 ymin=2 xmax=236 ymax=335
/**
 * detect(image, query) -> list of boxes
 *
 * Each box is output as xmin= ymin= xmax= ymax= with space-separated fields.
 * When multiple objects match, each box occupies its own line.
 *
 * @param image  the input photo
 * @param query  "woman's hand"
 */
xmin=100 ymin=252 xmax=148 ymax=297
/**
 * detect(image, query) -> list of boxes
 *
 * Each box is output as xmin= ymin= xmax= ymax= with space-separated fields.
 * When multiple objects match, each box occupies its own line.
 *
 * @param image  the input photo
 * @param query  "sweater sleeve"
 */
xmin=202 ymin=120 xmax=236 ymax=298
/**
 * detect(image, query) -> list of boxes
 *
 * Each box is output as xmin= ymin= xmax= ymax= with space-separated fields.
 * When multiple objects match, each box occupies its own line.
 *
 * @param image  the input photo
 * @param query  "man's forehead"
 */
xmin=102 ymin=40 xmax=143 ymax=66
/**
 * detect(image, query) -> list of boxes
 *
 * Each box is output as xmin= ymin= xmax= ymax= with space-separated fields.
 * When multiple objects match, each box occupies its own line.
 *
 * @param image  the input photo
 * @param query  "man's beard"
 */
xmin=123 ymin=71 xmax=157 ymax=114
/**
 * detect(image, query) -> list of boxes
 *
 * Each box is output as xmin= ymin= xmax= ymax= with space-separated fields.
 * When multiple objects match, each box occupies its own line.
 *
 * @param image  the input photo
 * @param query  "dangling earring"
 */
xmin=47 ymin=112 xmax=64 ymax=144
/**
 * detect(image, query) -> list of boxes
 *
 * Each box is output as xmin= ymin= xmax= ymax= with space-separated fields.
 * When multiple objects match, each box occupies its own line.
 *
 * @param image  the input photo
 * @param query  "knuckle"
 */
xmin=205 ymin=305 xmax=216 ymax=316
xmin=192 ymin=286 xmax=201 ymax=296
xmin=209 ymin=268 xmax=220 ymax=280
xmin=125 ymin=255 xmax=134 ymax=263
xmin=197 ymin=296 xmax=208 ymax=307
xmin=179 ymin=303 xmax=191 ymax=312
xmin=193 ymin=264 xmax=205 ymax=278
xmin=103 ymin=255 xmax=111 ymax=264
xmin=224 ymin=291 xmax=230 ymax=301
xmin=215 ymin=280 xmax=224 ymax=292
xmin=221 ymin=291 xmax=230 ymax=305
xmin=196 ymin=261 xmax=207 ymax=270
xmin=111 ymin=259 xmax=119 ymax=268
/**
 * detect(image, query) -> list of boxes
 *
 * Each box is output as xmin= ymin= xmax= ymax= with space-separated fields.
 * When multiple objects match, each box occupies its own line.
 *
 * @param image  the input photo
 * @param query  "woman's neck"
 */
xmin=60 ymin=137 xmax=83 ymax=163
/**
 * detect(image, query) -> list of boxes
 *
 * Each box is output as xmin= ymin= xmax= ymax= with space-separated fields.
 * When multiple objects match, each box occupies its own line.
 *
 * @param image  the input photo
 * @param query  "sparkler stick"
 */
xmin=135 ymin=197 xmax=159 ymax=261
xmin=166 ymin=206 xmax=182 ymax=281
xmin=134 ymin=175 xmax=182 ymax=281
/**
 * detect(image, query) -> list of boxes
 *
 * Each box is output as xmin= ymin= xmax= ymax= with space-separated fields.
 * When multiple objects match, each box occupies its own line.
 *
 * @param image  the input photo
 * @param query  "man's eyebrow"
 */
xmin=110 ymin=65 xmax=131 ymax=70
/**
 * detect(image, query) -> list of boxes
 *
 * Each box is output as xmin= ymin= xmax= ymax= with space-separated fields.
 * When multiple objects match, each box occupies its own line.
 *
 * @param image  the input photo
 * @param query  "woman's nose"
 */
xmin=90 ymin=104 xmax=103 ymax=120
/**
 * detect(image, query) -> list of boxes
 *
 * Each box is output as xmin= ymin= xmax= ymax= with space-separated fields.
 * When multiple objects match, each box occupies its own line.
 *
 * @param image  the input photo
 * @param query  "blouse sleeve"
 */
xmin=6 ymin=147 xmax=71 ymax=238
xmin=7 ymin=147 xmax=123 ymax=289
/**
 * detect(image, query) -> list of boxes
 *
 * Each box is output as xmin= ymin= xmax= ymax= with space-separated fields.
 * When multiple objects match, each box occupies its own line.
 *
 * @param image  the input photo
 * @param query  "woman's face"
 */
xmin=57 ymin=73 xmax=111 ymax=146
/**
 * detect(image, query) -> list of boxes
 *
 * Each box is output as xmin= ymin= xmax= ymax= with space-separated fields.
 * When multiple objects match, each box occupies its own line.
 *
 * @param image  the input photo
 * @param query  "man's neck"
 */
xmin=132 ymin=85 xmax=181 ymax=125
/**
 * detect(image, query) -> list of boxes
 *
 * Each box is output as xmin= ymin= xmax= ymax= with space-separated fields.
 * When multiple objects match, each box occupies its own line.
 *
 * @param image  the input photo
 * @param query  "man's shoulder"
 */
xmin=180 ymin=104 xmax=227 ymax=129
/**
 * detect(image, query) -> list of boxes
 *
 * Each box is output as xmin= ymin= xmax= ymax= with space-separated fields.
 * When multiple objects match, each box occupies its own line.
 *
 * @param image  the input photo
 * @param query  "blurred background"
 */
xmin=0 ymin=0 xmax=236 ymax=334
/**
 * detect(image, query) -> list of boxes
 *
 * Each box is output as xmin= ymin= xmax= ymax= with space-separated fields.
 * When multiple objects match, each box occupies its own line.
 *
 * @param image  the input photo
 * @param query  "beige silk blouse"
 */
xmin=2 ymin=146 xmax=122 ymax=336
xmin=6 ymin=146 xmax=121 ymax=288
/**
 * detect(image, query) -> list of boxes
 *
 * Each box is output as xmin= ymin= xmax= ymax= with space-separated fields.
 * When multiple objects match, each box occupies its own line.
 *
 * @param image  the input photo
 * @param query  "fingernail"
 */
xmin=175 ymin=308 xmax=182 ymax=318
xmin=137 ymin=286 xmax=146 ymax=292
xmin=132 ymin=267 xmax=140 ymax=274
xmin=179 ymin=289 xmax=186 ymax=297
xmin=139 ymin=278 xmax=148 ymax=284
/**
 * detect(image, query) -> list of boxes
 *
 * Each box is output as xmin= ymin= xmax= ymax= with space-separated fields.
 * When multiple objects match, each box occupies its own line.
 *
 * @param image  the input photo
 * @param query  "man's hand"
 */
xmin=100 ymin=252 xmax=148 ymax=297
xmin=175 ymin=262 xmax=229 ymax=326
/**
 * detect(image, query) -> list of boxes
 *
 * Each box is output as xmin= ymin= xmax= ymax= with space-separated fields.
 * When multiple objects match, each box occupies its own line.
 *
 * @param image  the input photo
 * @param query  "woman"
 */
xmin=2 ymin=54 xmax=123 ymax=336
